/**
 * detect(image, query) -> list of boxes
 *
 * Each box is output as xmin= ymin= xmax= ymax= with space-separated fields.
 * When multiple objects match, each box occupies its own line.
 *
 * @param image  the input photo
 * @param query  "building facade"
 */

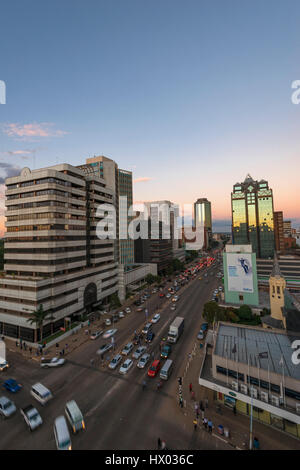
xmin=199 ymin=322 xmax=300 ymax=439
xmin=84 ymin=156 xmax=134 ymax=266
xmin=274 ymin=211 xmax=285 ymax=253
xmin=231 ymin=174 xmax=275 ymax=259
xmin=0 ymin=164 xmax=119 ymax=343
xmin=194 ymin=198 xmax=212 ymax=249
xmin=223 ymin=244 xmax=259 ymax=306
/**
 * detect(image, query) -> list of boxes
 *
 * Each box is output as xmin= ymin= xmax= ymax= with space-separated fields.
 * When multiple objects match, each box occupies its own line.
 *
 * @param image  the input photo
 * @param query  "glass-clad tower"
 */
xmin=231 ymin=174 xmax=275 ymax=258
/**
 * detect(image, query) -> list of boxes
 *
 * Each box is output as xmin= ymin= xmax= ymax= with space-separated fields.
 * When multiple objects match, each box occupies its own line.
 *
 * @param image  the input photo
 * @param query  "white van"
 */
xmin=160 ymin=359 xmax=173 ymax=380
xmin=30 ymin=383 xmax=53 ymax=405
xmin=54 ymin=416 xmax=72 ymax=450
xmin=65 ymin=400 xmax=85 ymax=434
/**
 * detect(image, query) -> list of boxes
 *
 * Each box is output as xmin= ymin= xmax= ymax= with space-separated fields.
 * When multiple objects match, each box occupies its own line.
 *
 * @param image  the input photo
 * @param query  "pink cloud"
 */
xmin=2 ymin=122 xmax=67 ymax=140
xmin=133 ymin=177 xmax=152 ymax=183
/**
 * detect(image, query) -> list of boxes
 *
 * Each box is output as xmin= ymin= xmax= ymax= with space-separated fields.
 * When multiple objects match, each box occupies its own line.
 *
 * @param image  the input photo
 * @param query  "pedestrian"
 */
xmin=65 ymin=343 xmax=68 ymax=350
xmin=20 ymin=342 xmax=23 ymax=350
xmin=203 ymin=417 xmax=208 ymax=429
xmin=208 ymin=419 xmax=213 ymax=433
xmin=193 ymin=418 xmax=198 ymax=431
xmin=200 ymin=400 xmax=204 ymax=411
xmin=90 ymin=358 xmax=94 ymax=367
xmin=161 ymin=441 xmax=166 ymax=450
xmin=15 ymin=340 xmax=18 ymax=348
xmin=157 ymin=437 xmax=161 ymax=449
xmin=191 ymin=391 xmax=195 ymax=401
xmin=233 ymin=406 xmax=236 ymax=415
xmin=179 ymin=397 xmax=183 ymax=408
xmin=196 ymin=408 xmax=200 ymax=419
xmin=189 ymin=383 xmax=193 ymax=392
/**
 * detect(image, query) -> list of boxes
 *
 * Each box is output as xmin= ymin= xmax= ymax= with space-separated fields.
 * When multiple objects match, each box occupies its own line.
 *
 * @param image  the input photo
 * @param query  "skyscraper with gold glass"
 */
xmin=231 ymin=174 xmax=275 ymax=258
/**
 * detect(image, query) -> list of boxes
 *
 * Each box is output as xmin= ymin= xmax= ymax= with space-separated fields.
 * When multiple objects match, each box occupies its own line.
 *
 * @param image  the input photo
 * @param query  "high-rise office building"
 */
xmin=274 ymin=211 xmax=285 ymax=252
xmin=283 ymin=220 xmax=292 ymax=238
xmin=193 ymin=198 xmax=212 ymax=249
xmin=231 ymin=174 xmax=275 ymax=258
xmin=84 ymin=156 xmax=134 ymax=266
xmin=0 ymin=164 xmax=119 ymax=342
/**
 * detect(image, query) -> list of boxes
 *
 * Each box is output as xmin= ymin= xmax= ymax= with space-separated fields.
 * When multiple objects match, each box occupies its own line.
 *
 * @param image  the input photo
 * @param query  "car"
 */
xmin=145 ymin=331 xmax=155 ymax=343
xmin=118 ymin=311 xmax=125 ymax=318
xmin=90 ymin=330 xmax=103 ymax=340
xmin=170 ymin=305 xmax=176 ymax=311
xmin=97 ymin=343 xmax=113 ymax=356
xmin=40 ymin=357 xmax=65 ymax=368
xmin=119 ymin=359 xmax=133 ymax=374
xmin=201 ymin=323 xmax=208 ymax=332
xmin=218 ymin=286 xmax=223 ymax=291
xmin=3 ymin=378 xmax=22 ymax=393
xmin=132 ymin=346 xmax=147 ymax=360
xmin=148 ymin=360 xmax=161 ymax=377
xmin=197 ymin=331 xmax=204 ymax=340
xmin=137 ymin=306 xmax=144 ymax=312
xmin=108 ymin=354 xmax=122 ymax=370
xmin=21 ymin=405 xmax=43 ymax=431
xmin=105 ymin=318 xmax=112 ymax=326
xmin=151 ymin=313 xmax=160 ymax=324
xmin=166 ymin=293 xmax=171 ymax=299
xmin=0 ymin=396 xmax=16 ymax=418
xmin=137 ymin=353 xmax=150 ymax=369
xmin=0 ymin=358 xmax=9 ymax=372
xmin=160 ymin=344 xmax=172 ymax=359
xmin=121 ymin=342 xmax=134 ymax=356
xmin=125 ymin=307 xmax=131 ymax=314
xmin=102 ymin=328 xmax=118 ymax=339
xmin=159 ymin=293 xmax=165 ymax=298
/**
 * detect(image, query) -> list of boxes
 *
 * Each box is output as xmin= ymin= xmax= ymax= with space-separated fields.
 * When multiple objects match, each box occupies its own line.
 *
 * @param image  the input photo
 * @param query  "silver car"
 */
xmin=119 ymin=359 xmax=133 ymax=374
xmin=0 ymin=396 xmax=16 ymax=418
xmin=108 ymin=354 xmax=122 ymax=370
xmin=137 ymin=353 xmax=150 ymax=369
xmin=121 ymin=342 xmax=134 ymax=356
xmin=132 ymin=346 xmax=147 ymax=360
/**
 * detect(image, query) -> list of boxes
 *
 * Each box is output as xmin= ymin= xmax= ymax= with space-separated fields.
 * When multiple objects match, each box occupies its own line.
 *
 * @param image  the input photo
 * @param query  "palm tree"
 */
xmin=27 ymin=304 xmax=53 ymax=343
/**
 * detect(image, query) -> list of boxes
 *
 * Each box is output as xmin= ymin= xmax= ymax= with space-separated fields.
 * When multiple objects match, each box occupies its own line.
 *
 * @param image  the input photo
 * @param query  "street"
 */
xmin=0 ymin=261 xmax=223 ymax=450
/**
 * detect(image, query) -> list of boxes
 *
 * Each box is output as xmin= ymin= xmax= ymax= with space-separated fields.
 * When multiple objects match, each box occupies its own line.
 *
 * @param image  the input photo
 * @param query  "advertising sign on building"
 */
xmin=227 ymin=253 xmax=254 ymax=293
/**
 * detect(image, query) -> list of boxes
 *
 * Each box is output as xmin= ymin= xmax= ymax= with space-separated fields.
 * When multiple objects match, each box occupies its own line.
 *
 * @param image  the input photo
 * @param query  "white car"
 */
xmin=21 ymin=405 xmax=43 ymax=430
xmin=137 ymin=353 xmax=150 ymax=369
xmin=103 ymin=328 xmax=118 ymax=339
xmin=170 ymin=305 xmax=176 ymax=311
xmin=121 ymin=342 xmax=134 ymax=356
xmin=105 ymin=318 xmax=112 ymax=326
xmin=218 ymin=286 xmax=223 ymax=291
xmin=166 ymin=293 xmax=171 ymax=299
xmin=132 ymin=346 xmax=147 ymax=360
xmin=118 ymin=311 xmax=125 ymax=318
xmin=108 ymin=354 xmax=122 ymax=370
xmin=90 ymin=330 xmax=103 ymax=340
xmin=0 ymin=358 xmax=9 ymax=372
xmin=119 ymin=359 xmax=133 ymax=374
xmin=40 ymin=357 xmax=65 ymax=368
xmin=151 ymin=313 xmax=160 ymax=324
xmin=125 ymin=307 xmax=131 ymax=314
xmin=0 ymin=396 xmax=16 ymax=418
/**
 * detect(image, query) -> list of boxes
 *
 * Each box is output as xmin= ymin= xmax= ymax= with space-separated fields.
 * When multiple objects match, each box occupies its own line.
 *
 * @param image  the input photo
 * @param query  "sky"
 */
xmin=0 ymin=0 xmax=300 ymax=235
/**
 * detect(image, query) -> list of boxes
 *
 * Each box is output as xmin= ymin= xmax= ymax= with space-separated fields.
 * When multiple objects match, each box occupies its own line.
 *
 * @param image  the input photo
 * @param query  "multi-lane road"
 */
xmin=0 ymin=260 xmax=224 ymax=450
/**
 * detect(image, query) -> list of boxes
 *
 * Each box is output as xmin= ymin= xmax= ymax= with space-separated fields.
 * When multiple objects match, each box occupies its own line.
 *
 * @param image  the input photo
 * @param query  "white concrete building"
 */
xmin=0 ymin=164 xmax=119 ymax=343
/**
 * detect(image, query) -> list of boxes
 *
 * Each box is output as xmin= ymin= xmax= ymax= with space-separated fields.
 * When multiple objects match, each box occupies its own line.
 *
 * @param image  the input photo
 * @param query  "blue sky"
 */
xmin=0 ymin=0 xmax=300 ymax=232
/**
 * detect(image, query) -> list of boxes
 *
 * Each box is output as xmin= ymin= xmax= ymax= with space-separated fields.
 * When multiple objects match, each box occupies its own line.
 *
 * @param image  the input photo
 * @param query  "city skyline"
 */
xmin=1 ymin=1 xmax=300 ymax=237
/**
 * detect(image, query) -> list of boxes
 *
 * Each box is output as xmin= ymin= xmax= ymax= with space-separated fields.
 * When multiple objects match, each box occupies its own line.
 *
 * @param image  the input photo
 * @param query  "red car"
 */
xmin=159 ymin=293 xmax=165 ymax=298
xmin=148 ymin=360 xmax=161 ymax=377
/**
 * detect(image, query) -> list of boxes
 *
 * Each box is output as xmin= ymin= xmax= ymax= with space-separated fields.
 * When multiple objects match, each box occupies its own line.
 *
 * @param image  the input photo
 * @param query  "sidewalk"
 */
xmin=177 ymin=336 xmax=300 ymax=450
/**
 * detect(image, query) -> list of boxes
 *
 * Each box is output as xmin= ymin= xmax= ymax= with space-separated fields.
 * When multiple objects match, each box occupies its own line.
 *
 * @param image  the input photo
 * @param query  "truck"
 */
xmin=21 ymin=405 xmax=43 ymax=431
xmin=167 ymin=317 xmax=184 ymax=344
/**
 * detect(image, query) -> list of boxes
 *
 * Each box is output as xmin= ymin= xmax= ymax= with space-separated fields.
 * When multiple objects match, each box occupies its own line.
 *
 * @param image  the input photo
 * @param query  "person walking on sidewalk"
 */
xmin=189 ymin=383 xmax=193 ymax=393
xmin=191 ymin=390 xmax=195 ymax=401
xmin=203 ymin=417 xmax=208 ymax=430
xmin=208 ymin=419 xmax=213 ymax=433
xmin=193 ymin=418 xmax=198 ymax=431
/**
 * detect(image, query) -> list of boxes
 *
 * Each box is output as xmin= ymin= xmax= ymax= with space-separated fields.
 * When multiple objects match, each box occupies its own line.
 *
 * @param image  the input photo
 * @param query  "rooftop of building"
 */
xmin=214 ymin=322 xmax=300 ymax=380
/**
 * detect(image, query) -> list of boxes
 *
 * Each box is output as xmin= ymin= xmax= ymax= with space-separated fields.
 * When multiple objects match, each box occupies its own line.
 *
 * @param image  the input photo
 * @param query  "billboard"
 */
xmin=226 ymin=253 xmax=254 ymax=293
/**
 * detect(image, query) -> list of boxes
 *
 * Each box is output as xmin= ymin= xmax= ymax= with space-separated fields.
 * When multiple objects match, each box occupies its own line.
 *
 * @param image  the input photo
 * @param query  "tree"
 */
xmin=109 ymin=293 xmax=121 ymax=308
xmin=203 ymin=301 xmax=220 ymax=324
xmin=145 ymin=274 xmax=156 ymax=285
xmin=27 ymin=304 xmax=53 ymax=342
xmin=237 ymin=305 xmax=252 ymax=321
